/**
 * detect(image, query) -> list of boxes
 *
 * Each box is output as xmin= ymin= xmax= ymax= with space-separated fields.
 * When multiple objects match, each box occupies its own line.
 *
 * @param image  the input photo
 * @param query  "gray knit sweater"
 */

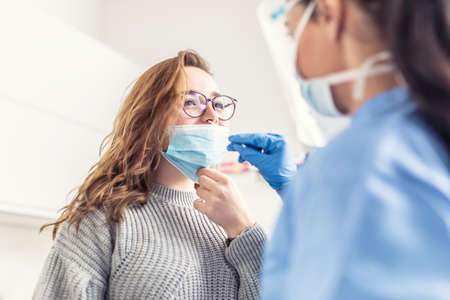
xmin=33 ymin=183 xmax=266 ymax=299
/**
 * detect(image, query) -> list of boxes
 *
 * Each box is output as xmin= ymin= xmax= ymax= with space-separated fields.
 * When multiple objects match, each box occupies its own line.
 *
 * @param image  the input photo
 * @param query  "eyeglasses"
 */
xmin=182 ymin=90 xmax=238 ymax=121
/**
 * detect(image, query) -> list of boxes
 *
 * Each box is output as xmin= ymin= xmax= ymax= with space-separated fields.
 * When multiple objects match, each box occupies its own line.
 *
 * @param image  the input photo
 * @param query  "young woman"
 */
xmin=34 ymin=50 xmax=266 ymax=299
xmin=228 ymin=0 xmax=450 ymax=299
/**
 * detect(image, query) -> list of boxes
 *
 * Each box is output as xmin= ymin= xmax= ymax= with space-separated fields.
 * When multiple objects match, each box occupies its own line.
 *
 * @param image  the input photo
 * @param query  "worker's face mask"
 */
xmin=162 ymin=124 xmax=230 ymax=182
xmin=293 ymin=1 xmax=395 ymax=117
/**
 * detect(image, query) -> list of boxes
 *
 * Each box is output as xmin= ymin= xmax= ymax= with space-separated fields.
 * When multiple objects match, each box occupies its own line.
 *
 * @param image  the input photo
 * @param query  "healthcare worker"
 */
xmin=227 ymin=0 xmax=450 ymax=299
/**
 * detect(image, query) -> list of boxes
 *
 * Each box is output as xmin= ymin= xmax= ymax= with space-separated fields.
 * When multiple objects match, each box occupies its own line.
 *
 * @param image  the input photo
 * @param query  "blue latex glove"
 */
xmin=227 ymin=133 xmax=297 ymax=190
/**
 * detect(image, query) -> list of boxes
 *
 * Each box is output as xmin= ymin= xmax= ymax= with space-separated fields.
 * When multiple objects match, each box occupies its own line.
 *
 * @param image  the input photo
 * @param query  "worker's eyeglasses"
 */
xmin=183 ymin=90 xmax=238 ymax=121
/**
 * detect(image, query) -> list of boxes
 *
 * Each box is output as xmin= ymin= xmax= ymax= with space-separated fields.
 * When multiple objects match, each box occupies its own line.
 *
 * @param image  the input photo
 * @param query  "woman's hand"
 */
xmin=194 ymin=168 xmax=255 ymax=238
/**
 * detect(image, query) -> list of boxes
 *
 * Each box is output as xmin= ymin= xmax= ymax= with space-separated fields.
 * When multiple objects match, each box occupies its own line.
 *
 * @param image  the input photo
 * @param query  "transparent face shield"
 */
xmin=257 ymin=0 xmax=350 ymax=148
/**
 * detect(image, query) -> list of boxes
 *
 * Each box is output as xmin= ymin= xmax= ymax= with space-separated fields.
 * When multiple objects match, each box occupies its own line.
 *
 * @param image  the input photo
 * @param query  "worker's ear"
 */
xmin=316 ymin=0 xmax=345 ymax=42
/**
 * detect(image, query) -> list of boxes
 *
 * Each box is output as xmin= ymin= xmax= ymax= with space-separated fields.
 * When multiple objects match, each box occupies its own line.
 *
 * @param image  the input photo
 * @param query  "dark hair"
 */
xmin=298 ymin=0 xmax=450 ymax=148
xmin=356 ymin=0 xmax=450 ymax=149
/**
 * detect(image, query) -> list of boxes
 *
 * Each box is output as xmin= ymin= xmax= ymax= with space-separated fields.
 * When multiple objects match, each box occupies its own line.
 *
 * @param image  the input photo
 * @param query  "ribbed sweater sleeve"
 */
xmin=225 ymin=224 xmax=267 ymax=300
xmin=33 ymin=209 xmax=113 ymax=300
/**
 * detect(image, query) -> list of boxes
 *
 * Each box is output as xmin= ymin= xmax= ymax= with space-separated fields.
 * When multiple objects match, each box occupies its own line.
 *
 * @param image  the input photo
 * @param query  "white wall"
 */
xmin=0 ymin=2 xmax=141 ymax=299
xmin=0 ymin=223 xmax=53 ymax=300
xmin=0 ymin=1 xmax=142 ymax=216
xmin=6 ymin=0 xmax=105 ymax=39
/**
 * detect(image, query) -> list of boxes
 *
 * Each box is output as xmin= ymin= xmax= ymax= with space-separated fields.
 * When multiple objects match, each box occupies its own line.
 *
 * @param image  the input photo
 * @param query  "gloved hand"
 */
xmin=227 ymin=133 xmax=297 ymax=190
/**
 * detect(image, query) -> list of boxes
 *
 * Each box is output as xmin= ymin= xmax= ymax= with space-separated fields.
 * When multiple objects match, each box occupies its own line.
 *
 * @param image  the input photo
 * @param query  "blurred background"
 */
xmin=0 ymin=0 xmax=309 ymax=298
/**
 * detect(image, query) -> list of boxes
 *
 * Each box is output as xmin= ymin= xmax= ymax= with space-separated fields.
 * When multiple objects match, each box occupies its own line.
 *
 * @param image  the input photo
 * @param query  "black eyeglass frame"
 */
xmin=182 ymin=90 xmax=238 ymax=121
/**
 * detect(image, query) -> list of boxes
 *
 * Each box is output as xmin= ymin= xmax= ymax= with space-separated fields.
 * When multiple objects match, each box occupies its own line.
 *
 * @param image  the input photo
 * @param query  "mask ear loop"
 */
xmin=293 ymin=1 xmax=317 ymax=41
xmin=283 ymin=0 xmax=300 ymax=16
xmin=353 ymin=51 xmax=396 ymax=100
xmin=292 ymin=1 xmax=317 ymax=77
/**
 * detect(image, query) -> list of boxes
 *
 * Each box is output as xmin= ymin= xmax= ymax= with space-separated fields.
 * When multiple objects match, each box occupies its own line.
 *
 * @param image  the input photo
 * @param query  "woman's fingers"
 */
xmin=193 ymin=198 xmax=208 ymax=214
xmin=195 ymin=185 xmax=216 ymax=203
xmin=194 ymin=198 xmax=217 ymax=217
xmin=197 ymin=174 xmax=218 ymax=191
xmin=197 ymin=168 xmax=229 ymax=184
xmin=196 ymin=168 xmax=229 ymax=198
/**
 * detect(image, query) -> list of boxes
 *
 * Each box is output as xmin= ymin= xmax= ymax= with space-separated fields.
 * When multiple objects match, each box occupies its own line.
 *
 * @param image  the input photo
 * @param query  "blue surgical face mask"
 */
xmin=162 ymin=124 xmax=230 ymax=182
xmin=293 ymin=1 xmax=395 ymax=117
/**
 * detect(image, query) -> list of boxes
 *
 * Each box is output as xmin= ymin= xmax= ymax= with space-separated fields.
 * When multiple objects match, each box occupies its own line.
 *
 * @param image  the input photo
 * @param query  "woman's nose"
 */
xmin=200 ymin=101 xmax=219 ymax=124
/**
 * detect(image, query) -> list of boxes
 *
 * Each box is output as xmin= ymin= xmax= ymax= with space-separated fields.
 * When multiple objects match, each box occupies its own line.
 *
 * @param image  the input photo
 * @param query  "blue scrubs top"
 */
xmin=261 ymin=88 xmax=450 ymax=300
